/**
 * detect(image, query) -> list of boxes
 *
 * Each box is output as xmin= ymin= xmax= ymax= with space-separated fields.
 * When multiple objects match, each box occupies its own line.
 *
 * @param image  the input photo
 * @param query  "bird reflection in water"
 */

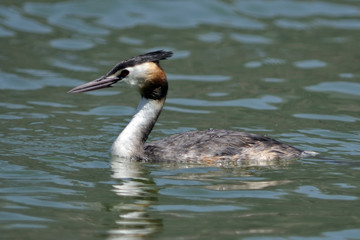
xmin=108 ymin=156 xmax=161 ymax=240
xmin=107 ymin=155 xmax=298 ymax=239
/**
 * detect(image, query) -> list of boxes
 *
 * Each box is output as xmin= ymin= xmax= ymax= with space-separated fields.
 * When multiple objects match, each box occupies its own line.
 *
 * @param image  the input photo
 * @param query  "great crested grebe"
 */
xmin=69 ymin=50 xmax=317 ymax=162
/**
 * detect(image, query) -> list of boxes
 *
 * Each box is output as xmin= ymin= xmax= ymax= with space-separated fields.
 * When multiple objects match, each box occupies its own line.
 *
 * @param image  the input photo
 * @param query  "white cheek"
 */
xmin=123 ymin=64 xmax=149 ymax=86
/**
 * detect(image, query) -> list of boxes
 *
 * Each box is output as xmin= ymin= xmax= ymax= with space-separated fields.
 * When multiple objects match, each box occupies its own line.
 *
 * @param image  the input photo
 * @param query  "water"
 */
xmin=1 ymin=0 xmax=360 ymax=239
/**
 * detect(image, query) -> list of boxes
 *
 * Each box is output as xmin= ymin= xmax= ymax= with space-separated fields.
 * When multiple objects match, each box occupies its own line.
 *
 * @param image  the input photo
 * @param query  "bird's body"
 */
xmin=69 ymin=50 xmax=317 ymax=162
xmin=144 ymin=129 xmax=311 ymax=162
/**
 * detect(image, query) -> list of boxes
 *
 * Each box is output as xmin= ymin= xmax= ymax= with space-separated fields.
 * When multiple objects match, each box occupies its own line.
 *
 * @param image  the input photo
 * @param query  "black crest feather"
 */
xmin=107 ymin=50 xmax=173 ymax=76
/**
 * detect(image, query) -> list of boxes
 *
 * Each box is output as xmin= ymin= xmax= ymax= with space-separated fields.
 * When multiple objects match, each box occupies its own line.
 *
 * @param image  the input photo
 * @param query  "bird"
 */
xmin=68 ymin=50 xmax=317 ymax=162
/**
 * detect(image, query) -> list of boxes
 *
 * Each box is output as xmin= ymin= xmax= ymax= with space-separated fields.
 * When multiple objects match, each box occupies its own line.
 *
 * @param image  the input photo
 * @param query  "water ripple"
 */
xmin=244 ymin=58 xmax=286 ymax=68
xmin=0 ymin=69 xmax=85 ymax=90
xmin=314 ymin=19 xmax=360 ymax=29
xmin=0 ymin=102 xmax=32 ymax=109
xmin=230 ymin=33 xmax=273 ymax=44
xmin=197 ymin=32 xmax=223 ymax=43
xmin=164 ymin=106 xmax=211 ymax=114
xmin=152 ymin=204 xmax=245 ymax=212
xmin=28 ymin=101 xmax=75 ymax=108
xmin=50 ymin=38 xmax=95 ymax=51
xmin=3 ymin=195 xmax=85 ymax=209
xmin=235 ymin=0 xmax=360 ymax=18
xmin=168 ymin=74 xmax=231 ymax=82
xmin=24 ymin=0 xmax=265 ymax=31
xmin=274 ymin=19 xmax=308 ymax=30
xmin=295 ymin=185 xmax=357 ymax=200
xmin=71 ymin=105 xmax=134 ymax=116
xmin=160 ymin=188 xmax=286 ymax=200
xmin=306 ymin=81 xmax=360 ymax=96
xmin=294 ymin=59 xmax=327 ymax=69
xmin=167 ymin=95 xmax=282 ymax=110
xmin=0 ymin=7 xmax=51 ymax=34
xmin=0 ymin=71 xmax=42 ymax=90
xmin=298 ymin=129 xmax=359 ymax=139
xmin=294 ymin=113 xmax=359 ymax=122
xmin=24 ymin=2 xmax=109 ymax=35
xmin=0 ymin=211 xmax=52 ymax=222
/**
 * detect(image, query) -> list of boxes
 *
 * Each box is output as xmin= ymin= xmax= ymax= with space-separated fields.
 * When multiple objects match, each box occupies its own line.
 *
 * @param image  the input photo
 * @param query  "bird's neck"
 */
xmin=111 ymin=96 xmax=165 ymax=159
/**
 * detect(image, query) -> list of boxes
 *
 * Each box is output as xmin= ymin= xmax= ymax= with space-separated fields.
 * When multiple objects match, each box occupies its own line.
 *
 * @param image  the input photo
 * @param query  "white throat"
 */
xmin=111 ymin=97 xmax=164 ymax=158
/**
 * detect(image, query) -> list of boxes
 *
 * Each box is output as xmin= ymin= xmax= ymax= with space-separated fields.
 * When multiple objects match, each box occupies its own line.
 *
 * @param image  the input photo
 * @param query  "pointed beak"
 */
xmin=68 ymin=75 xmax=121 ymax=93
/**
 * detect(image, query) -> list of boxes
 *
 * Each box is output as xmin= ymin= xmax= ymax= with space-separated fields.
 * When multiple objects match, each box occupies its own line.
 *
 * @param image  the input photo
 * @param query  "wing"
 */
xmin=144 ymin=129 xmax=303 ymax=162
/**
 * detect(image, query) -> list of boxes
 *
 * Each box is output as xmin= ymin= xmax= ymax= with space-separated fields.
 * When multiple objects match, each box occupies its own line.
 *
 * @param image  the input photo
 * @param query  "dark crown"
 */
xmin=106 ymin=50 xmax=173 ymax=76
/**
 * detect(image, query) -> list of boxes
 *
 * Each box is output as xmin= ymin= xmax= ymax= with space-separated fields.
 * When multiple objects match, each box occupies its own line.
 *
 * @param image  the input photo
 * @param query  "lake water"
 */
xmin=1 ymin=1 xmax=360 ymax=239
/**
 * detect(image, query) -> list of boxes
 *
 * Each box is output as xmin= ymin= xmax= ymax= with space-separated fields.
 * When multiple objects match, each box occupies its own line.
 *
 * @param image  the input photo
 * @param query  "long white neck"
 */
xmin=111 ymin=97 xmax=165 ymax=159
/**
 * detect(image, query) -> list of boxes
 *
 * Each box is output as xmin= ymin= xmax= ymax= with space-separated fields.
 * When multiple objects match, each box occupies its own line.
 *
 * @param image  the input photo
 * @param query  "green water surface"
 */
xmin=1 ymin=1 xmax=360 ymax=239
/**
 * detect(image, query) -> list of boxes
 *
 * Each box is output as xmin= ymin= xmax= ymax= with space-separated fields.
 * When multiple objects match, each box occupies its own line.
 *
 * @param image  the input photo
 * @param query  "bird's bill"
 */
xmin=68 ymin=75 xmax=120 ymax=93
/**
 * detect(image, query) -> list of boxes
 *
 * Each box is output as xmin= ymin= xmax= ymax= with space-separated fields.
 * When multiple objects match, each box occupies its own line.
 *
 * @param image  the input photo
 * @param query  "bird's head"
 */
xmin=68 ymin=50 xmax=173 ymax=100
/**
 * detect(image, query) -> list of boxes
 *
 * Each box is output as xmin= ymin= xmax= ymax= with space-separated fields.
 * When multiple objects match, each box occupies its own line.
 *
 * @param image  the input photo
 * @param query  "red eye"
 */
xmin=120 ymin=70 xmax=129 ymax=78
